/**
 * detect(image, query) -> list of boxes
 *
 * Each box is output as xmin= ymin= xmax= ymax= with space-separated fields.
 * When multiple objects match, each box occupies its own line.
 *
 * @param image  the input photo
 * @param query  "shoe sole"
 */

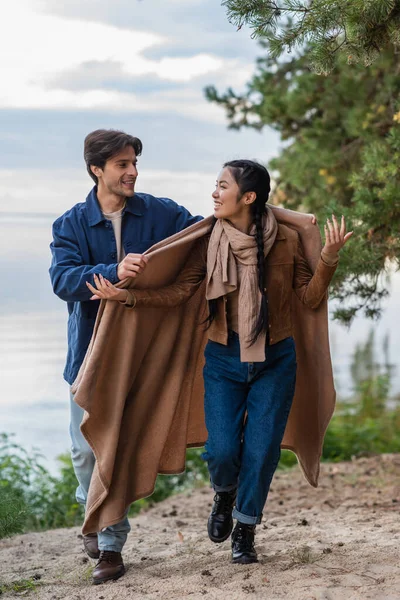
xmin=207 ymin=518 xmax=233 ymax=544
xmin=231 ymin=556 xmax=258 ymax=565
xmin=85 ymin=550 xmax=100 ymax=560
xmin=92 ymin=567 xmax=126 ymax=585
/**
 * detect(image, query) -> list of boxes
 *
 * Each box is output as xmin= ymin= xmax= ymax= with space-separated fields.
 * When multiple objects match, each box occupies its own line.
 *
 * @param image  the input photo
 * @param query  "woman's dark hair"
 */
xmin=208 ymin=159 xmax=271 ymax=345
xmin=84 ymin=129 xmax=143 ymax=184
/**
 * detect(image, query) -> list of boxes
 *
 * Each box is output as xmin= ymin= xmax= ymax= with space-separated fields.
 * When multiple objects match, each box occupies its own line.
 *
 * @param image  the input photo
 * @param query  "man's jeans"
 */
xmin=202 ymin=332 xmax=297 ymax=525
xmin=69 ymin=391 xmax=131 ymax=552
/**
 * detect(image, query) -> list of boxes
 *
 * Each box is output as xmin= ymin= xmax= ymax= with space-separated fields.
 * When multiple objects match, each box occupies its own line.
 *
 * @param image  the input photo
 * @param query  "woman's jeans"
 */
xmin=203 ymin=332 xmax=297 ymax=525
xmin=69 ymin=390 xmax=131 ymax=552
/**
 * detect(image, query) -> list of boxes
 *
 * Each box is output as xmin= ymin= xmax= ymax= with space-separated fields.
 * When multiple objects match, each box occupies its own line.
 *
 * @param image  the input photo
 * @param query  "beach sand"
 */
xmin=1 ymin=454 xmax=400 ymax=600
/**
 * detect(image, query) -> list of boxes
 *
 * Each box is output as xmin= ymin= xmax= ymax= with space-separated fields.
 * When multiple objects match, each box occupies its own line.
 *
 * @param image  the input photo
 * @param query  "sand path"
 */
xmin=1 ymin=454 xmax=400 ymax=599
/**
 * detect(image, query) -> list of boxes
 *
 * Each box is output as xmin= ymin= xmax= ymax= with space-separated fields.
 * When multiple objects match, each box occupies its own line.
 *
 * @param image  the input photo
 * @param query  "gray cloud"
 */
xmin=40 ymin=0 xmax=260 ymax=61
xmin=46 ymin=60 xmax=181 ymax=93
xmin=39 ymin=0 xmax=262 ymax=100
xmin=44 ymin=59 xmax=251 ymax=97
xmin=0 ymin=3 xmax=277 ymax=197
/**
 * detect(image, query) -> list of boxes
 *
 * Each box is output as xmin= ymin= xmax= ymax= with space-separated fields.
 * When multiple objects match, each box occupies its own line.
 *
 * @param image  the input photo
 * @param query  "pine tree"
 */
xmin=223 ymin=0 xmax=400 ymax=73
xmin=206 ymin=49 xmax=400 ymax=323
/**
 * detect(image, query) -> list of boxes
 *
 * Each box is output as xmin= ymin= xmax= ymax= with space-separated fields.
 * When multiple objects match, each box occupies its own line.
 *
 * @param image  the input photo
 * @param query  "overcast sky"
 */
xmin=0 ymin=0 xmax=280 ymax=216
xmin=0 ymin=0 xmax=282 ymax=320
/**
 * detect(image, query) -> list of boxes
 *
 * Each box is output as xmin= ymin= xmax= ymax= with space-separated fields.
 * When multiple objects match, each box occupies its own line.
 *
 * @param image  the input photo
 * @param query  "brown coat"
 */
xmin=131 ymin=222 xmax=338 ymax=349
xmin=72 ymin=207 xmax=336 ymax=534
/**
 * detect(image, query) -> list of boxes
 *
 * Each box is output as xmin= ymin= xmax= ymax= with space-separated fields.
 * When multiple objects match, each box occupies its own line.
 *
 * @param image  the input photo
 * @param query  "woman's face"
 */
xmin=212 ymin=167 xmax=249 ymax=220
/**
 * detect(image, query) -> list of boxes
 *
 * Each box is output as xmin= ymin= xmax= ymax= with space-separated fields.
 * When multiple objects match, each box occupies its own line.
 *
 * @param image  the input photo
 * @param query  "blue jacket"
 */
xmin=49 ymin=187 xmax=202 ymax=384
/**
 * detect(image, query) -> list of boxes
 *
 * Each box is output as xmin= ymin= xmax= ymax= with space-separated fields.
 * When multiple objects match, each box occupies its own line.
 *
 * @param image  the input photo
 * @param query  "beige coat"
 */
xmin=72 ymin=207 xmax=336 ymax=534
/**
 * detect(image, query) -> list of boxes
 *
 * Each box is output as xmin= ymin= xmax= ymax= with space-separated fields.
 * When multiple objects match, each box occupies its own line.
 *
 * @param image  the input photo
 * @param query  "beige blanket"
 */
xmin=72 ymin=207 xmax=336 ymax=534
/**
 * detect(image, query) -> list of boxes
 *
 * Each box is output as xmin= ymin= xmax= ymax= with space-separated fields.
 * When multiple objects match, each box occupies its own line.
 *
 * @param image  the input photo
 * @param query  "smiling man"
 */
xmin=49 ymin=129 xmax=201 ymax=584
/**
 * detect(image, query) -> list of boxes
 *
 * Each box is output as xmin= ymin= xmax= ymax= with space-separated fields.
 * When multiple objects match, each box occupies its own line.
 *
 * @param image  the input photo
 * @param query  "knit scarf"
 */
xmin=206 ymin=205 xmax=278 ymax=362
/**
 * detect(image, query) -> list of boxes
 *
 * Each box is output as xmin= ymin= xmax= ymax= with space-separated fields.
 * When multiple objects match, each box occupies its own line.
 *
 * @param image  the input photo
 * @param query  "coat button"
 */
xmin=111 ymin=252 xmax=117 ymax=259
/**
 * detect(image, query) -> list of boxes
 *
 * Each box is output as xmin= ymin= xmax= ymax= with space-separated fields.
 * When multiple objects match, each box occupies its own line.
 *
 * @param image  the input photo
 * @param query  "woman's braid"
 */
xmin=254 ymin=206 xmax=265 ymax=296
xmin=251 ymin=204 xmax=268 ymax=343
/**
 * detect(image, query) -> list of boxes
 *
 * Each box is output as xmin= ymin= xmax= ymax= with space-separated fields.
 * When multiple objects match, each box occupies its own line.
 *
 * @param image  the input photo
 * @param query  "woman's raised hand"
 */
xmin=86 ymin=274 xmax=128 ymax=302
xmin=323 ymin=214 xmax=353 ymax=255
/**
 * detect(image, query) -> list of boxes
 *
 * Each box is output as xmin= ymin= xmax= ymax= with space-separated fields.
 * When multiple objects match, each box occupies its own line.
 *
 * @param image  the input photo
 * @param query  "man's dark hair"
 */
xmin=84 ymin=129 xmax=143 ymax=184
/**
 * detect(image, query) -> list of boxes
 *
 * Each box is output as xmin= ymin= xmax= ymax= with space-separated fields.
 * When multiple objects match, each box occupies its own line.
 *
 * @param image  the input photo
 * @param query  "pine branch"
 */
xmin=222 ymin=0 xmax=400 ymax=72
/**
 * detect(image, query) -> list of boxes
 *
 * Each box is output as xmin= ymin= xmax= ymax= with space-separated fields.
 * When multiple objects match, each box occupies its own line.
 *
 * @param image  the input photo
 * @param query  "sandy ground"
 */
xmin=1 ymin=454 xmax=400 ymax=600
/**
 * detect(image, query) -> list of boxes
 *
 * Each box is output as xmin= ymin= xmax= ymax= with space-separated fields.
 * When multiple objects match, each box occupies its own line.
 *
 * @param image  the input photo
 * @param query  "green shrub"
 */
xmin=0 ymin=487 xmax=27 ymax=538
xmin=24 ymin=452 xmax=84 ymax=530
xmin=0 ymin=434 xmax=209 ymax=532
xmin=0 ymin=434 xmax=84 ymax=536
xmin=321 ymin=330 xmax=400 ymax=461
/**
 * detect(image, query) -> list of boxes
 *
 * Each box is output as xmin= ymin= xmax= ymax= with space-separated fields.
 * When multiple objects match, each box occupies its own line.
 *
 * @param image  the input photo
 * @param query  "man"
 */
xmin=49 ymin=129 xmax=201 ymax=585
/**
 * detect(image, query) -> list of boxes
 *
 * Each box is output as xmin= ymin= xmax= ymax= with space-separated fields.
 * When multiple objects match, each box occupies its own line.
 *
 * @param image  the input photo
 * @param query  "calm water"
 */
xmin=1 ymin=203 xmax=399 ymax=473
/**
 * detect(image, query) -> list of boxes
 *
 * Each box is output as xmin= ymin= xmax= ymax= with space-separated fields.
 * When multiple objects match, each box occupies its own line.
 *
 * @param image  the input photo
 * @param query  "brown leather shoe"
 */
xmin=83 ymin=533 xmax=100 ymax=559
xmin=92 ymin=551 xmax=125 ymax=585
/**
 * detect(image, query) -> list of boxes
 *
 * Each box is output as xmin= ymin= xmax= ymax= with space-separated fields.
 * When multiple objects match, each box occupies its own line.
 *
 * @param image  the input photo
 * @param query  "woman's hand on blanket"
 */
xmin=323 ymin=214 xmax=353 ymax=255
xmin=86 ymin=274 xmax=128 ymax=302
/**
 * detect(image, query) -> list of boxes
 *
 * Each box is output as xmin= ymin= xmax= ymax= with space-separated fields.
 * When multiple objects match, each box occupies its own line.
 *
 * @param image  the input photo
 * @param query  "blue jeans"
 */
xmin=69 ymin=391 xmax=131 ymax=552
xmin=203 ymin=332 xmax=297 ymax=525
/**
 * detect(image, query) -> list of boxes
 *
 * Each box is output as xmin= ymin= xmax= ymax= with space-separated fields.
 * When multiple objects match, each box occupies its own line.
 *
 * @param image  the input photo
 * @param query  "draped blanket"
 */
xmin=72 ymin=207 xmax=336 ymax=534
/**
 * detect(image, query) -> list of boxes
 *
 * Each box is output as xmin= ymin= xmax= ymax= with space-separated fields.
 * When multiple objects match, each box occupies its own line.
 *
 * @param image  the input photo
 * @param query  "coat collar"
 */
xmin=276 ymin=224 xmax=286 ymax=241
xmin=86 ymin=187 xmax=144 ymax=226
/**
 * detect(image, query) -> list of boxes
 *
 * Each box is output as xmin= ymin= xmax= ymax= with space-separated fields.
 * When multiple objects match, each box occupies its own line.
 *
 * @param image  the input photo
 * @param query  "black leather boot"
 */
xmin=231 ymin=522 xmax=258 ymax=564
xmin=207 ymin=490 xmax=237 ymax=543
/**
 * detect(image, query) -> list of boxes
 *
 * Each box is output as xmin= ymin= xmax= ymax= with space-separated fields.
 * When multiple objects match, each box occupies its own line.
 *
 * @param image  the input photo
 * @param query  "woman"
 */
xmin=87 ymin=160 xmax=352 ymax=564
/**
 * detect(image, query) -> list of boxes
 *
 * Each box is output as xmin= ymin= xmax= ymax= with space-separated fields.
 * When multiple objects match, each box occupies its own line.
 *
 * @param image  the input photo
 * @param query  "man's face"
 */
xmin=95 ymin=146 xmax=138 ymax=198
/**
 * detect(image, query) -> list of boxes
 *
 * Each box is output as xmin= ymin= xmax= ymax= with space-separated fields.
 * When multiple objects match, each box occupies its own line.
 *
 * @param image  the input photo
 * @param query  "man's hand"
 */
xmin=117 ymin=253 xmax=148 ymax=280
xmin=86 ymin=274 xmax=128 ymax=301
xmin=323 ymin=214 xmax=353 ymax=255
